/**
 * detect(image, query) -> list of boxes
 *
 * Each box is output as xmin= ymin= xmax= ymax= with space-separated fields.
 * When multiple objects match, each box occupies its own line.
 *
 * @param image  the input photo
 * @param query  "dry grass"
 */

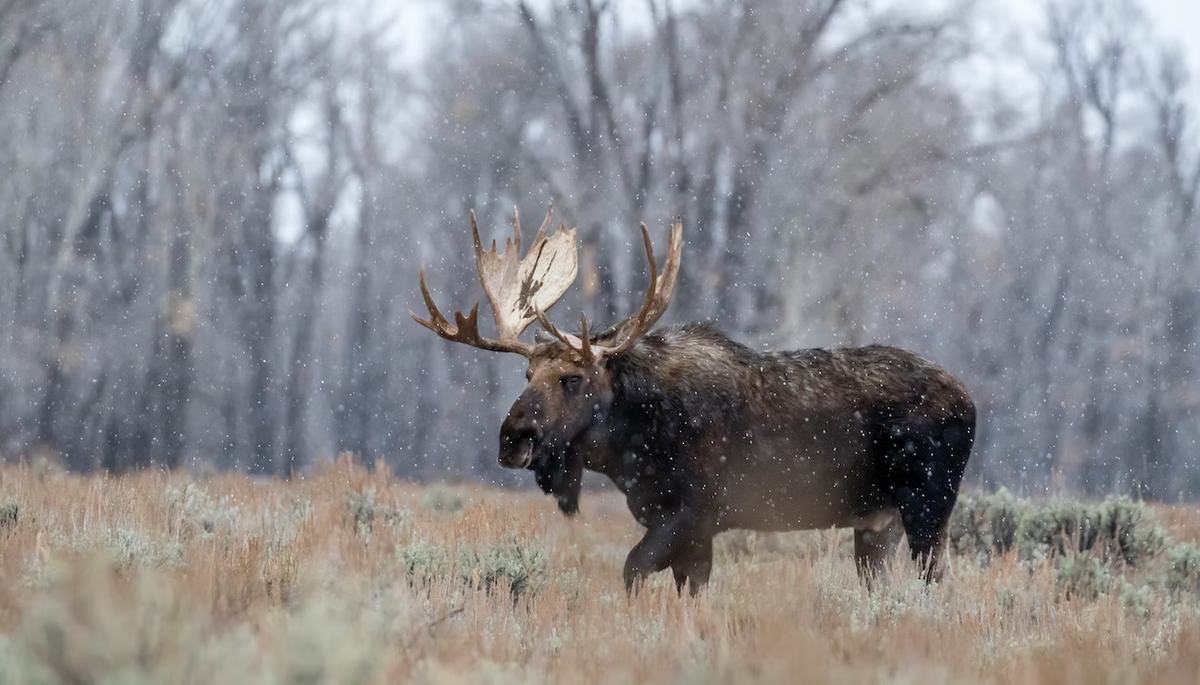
xmin=2 ymin=457 xmax=1200 ymax=684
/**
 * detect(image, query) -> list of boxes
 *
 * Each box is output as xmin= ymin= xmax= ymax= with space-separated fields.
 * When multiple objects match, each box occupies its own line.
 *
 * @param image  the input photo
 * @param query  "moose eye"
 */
xmin=560 ymin=374 xmax=584 ymax=391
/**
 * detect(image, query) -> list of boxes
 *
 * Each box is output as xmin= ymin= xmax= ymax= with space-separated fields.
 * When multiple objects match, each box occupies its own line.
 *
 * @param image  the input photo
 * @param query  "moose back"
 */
xmin=412 ymin=208 xmax=975 ymax=594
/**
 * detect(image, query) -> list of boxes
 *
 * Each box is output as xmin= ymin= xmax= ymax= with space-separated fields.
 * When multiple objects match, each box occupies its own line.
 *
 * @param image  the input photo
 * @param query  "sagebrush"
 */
xmin=1 ymin=459 xmax=1200 ymax=683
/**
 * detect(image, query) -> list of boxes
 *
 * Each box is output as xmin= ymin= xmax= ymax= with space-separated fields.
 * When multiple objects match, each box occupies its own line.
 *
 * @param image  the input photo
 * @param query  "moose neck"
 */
xmin=574 ymin=329 xmax=723 ymax=485
xmin=566 ymin=410 xmax=629 ymax=484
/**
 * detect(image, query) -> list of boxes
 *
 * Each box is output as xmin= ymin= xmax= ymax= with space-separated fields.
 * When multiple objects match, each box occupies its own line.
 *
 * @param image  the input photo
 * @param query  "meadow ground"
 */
xmin=3 ymin=457 xmax=1200 ymax=684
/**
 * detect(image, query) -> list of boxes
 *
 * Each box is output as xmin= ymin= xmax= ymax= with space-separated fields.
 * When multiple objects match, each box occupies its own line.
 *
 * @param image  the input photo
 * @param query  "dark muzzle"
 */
xmin=498 ymin=412 xmax=540 ymax=469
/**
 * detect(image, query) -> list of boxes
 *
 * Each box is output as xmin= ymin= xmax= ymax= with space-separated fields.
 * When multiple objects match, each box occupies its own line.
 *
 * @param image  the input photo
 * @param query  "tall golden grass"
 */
xmin=1 ymin=455 xmax=1199 ymax=684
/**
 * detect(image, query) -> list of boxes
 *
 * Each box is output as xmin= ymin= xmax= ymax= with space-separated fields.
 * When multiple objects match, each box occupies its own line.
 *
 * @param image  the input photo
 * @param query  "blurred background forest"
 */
xmin=0 ymin=0 xmax=1196 ymax=498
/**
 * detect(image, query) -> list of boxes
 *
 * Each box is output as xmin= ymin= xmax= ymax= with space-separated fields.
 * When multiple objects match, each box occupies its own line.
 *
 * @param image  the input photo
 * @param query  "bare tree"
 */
xmin=0 ymin=0 xmax=1197 ymax=499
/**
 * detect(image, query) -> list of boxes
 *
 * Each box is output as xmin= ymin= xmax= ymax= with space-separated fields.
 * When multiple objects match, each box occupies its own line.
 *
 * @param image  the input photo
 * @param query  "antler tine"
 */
xmin=510 ymin=203 xmax=551 ymax=253
xmin=533 ymin=204 xmax=553 ymax=246
xmin=410 ymin=264 xmax=535 ymax=356
xmin=534 ymin=306 xmax=564 ymax=343
xmin=470 ymin=209 xmax=487 ymax=265
xmin=651 ymin=217 xmax=683 ymax=325
xmin=534 ymin=305 xmax=593 ymax=361
xmin=410 ymin=264 xmax=477 ymax=340
xmin=411 ymin=265 xmax=453 ymax=334
xmin=511 ymin=206 xmax=522 ymax=253
xmin=579 ymin=311 xmax=593 ymax=361
xmin=601 ymin=224 xmax=659 ymax=356
xmin=590 ymin=218 xmax=683 ymax=354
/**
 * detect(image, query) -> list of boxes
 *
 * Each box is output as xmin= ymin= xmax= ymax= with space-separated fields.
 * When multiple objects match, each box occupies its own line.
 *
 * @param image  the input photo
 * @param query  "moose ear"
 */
xmin=534 ymin=329 xmax=556 ymax=345
xmin=533 ymin=452 xmax=583 ymax=516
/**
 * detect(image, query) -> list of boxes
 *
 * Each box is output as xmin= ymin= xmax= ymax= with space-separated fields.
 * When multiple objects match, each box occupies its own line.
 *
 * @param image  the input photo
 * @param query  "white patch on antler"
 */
xmin=475 ymin=207 xmax=578 ymax=340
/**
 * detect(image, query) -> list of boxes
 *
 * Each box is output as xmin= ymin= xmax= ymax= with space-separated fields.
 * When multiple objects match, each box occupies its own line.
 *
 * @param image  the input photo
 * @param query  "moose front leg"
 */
xmin=623 ymin=507 xmax=710 ymax=595
xmin=670 ymin=535 xmax=713 ymax=596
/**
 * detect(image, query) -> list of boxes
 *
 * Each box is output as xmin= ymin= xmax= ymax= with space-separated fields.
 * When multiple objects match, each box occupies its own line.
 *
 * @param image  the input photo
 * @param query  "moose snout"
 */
xmin=498 ymin=429 xmax=535 ymax=469
xmin=499 ymin=403 xmax=541 ymax=469
xmin=498 ymin=421 xmax=538 ymax=469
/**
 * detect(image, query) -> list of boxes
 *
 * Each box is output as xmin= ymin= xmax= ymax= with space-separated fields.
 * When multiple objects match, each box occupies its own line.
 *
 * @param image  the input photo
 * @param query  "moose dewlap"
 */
xmin=412 ymin=207 xmax=976 ymax=595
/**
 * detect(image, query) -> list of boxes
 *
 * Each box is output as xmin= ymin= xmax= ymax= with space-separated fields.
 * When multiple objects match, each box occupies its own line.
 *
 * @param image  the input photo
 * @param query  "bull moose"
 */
xmin=412 ymin=207 xmax=975 ymax=594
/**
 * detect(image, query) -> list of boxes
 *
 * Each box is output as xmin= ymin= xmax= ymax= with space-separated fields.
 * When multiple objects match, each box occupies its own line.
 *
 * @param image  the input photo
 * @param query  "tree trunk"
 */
xmin=245 ymin=185 xmax=278 ymax=476
xmin=282 ymin=216 xmax=329 ymax=478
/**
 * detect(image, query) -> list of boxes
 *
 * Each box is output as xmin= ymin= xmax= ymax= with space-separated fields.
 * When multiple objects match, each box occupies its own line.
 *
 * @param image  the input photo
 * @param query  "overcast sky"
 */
xmin=388 ymin=0 xmax=1200 ymax=75
xmin=381 ymin=0 xmax=1200 ymax=120
xmin=1142 ymin=0 xmax=1200 ymax=73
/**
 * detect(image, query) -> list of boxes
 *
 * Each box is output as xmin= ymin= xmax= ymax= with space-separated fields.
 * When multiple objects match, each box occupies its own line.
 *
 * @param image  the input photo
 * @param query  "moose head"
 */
xmin=410 ymin=207 xmax=681 ymax=512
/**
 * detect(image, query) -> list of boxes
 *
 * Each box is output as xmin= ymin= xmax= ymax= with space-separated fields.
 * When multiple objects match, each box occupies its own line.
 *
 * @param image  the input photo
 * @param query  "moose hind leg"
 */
xmin=889 ymin=416 xmax=974 ymax=583
xmin=854 ymin=511 xmax=901 ymax=589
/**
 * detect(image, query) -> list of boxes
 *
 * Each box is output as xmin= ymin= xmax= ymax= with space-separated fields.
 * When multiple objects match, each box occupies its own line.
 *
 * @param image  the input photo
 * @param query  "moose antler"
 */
xmin=537 ymin=218 xmax=683 ymax=362
xmin=411 ymin=206 xmax=578 ymax=357
xmin=600 ymin=218 xmax=683 ymax=352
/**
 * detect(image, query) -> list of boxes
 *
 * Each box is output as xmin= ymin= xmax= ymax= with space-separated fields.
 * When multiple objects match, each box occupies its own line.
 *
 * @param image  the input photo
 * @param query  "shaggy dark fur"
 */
xmin=504 ymin=322 xmax=975 ymax=595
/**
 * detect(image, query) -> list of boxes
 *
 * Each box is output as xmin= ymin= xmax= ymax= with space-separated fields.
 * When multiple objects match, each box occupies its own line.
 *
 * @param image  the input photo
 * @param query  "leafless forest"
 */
xmin=0 ymin=0 xmax=1196 ymax=497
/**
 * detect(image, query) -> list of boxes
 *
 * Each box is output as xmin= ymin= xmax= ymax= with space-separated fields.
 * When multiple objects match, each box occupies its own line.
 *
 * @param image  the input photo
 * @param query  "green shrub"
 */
xmin=420 ymin=484 xmax=466 ymax=513
xmin=395 ymin=539 xmax=548 ymax=602
xmin=344 ymin=486 xmax=377 ymax=534
xmin=97 ymin=527 xmax=185 ymax=569
xmin=395 ymin=541 xmax=452 ymax=584
xmin=344 ymin=486 xmax=407 ymax=539
xmin=163 ymin=484 xmax=239 ymax=537
xmin=948 ymin=489 xmax=1200 ymax=603
xmin=0 ymin=500 xmax=17 ymax=531
xmin=0 ymin=560 xmax=203 ymax=685
xmin=983 ymin=487 xmax=1027 ymax=554
xmin=0 ymin=557 xmax=398 ymax=685
xmin=948 ymin=491 xmax=1170 ymax=565
xmin=947 ymin=488 xmax=1031 ymax=560
xmin=1165 ymin=542 xmax=1200 ymax=593
xmin=457 ymin=542 xmax=547 ymax=601
xmin=1055 ymin=552 xmax=1113 ymax=599
xmin=1011 ymin=497 xmax=1164 ymax=563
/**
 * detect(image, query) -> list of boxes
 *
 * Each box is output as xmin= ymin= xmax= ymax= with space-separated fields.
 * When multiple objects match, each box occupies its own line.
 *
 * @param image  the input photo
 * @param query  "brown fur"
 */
xmin=498 ymin=322 xmax=975 ymax=594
